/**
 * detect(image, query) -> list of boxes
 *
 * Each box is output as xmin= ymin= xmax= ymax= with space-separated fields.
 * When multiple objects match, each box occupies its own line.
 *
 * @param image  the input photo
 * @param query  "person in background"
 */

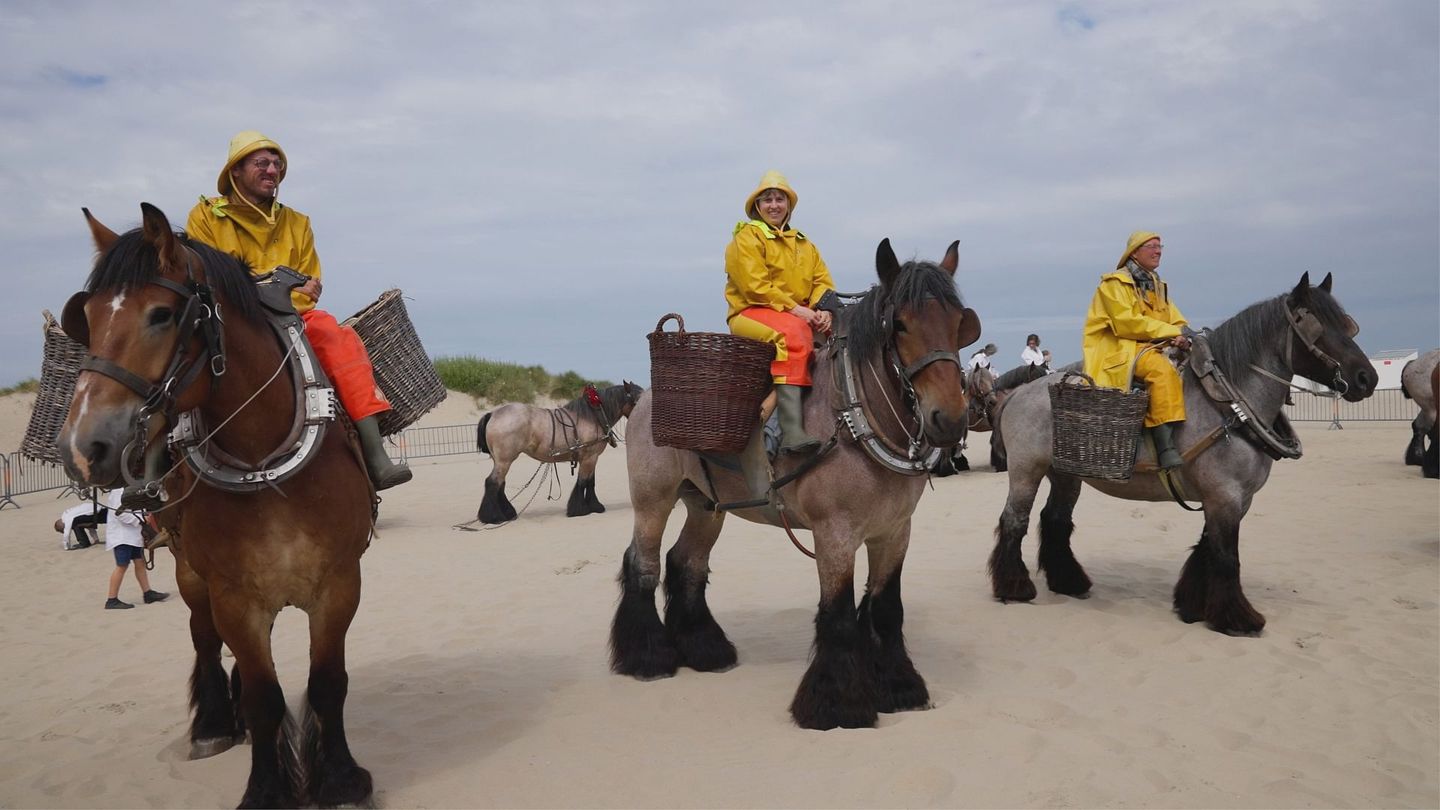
xmin=55 ymin=499 xmax=106 ymax=550
xmin=1021 ymin=334 xmax=1045 ymax=367
xmin=968 ymin=343 xmax=999 ymax=379
xmin=102 ymin=488 xmax=167 ymax=610
xmin=724 ymin=170 xmax=835 ymax=454
xmin=185 ymin=130 xmax=411 ymax=490
xmin=1041 ymin=349 xmax=1053 ymax=372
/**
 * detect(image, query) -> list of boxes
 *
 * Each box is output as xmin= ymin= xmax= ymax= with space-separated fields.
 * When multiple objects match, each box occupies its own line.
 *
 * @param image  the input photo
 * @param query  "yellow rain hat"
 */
xmin=217 ymin=130 xmax=288 ymax=195
xmin=1117 ymin=230 xmax=1161 ymax=269
xmin=743 ymin=170 xmax=798 ymax=221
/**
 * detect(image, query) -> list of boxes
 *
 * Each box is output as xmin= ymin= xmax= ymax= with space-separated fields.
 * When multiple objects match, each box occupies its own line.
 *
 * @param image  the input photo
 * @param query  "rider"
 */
xmin=968 ymin=343 xmax=999 ymax=379
xmin=1082 ymin=231 xmax=1190 ymax=469
xmin=185 ymin=131 xmax=412 ymax=490
xmin=724 ymin=170 xmax=835 ymax=454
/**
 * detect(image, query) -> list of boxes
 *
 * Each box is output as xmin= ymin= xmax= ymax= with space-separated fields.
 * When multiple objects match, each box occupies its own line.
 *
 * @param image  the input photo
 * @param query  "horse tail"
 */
xmin=477 ymin=412 xmax=493 ymax=455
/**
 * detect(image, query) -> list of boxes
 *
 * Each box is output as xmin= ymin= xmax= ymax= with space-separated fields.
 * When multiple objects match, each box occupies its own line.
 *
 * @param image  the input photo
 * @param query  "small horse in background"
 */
xmin=476 ymin=381 xmax=644 ymax=522
xmin=58 ymin=204 xmax=374 ymax=807
xmin=1401 ymin=349 xmax=1439 ymax=478
xmin=612 ymin=239 xmax=979 ymax=730
xmin=989 ymin=274 xmax=1374 ymax=635
xmin=933 ymin=361 xmax=1044 ymax=475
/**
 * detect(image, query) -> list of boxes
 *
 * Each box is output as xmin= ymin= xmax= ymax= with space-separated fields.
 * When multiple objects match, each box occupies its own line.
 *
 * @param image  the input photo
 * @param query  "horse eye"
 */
xmin=148 ymin=307 xmax=174 ymax=327
xmin=893 ymin=317 xmax=908 ymax=333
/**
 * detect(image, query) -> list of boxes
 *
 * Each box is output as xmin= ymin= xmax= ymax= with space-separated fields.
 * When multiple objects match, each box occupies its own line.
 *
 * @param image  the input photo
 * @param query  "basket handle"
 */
xmin=1060 ymin=371 xmax=1097 ymax=387
xmin=654 ymin=313 xmax=686 ymax=334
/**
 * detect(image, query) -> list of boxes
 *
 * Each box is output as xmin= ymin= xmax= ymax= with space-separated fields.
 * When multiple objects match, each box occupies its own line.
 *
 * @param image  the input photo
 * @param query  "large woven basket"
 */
xmin=21 ymin=312 xmax=88 ymax=465
xmin=648 ymin=313 xmax=774 ymax=453
xmin=1049 ymin=373 xmax=1149 ymax=481
xmin=343 ymin=289 xmax=446 ymax=436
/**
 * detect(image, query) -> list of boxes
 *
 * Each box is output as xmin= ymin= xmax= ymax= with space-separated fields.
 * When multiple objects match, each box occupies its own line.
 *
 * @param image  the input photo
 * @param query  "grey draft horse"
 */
xmin=476 ymin=381 xmax=643 ymax=522
xmin=989 ymin=273 xmax=1375 ymax=635
xmin=1401 ymin=349 xmax=1439 ymax=477
xmin=610 ymin=240 xmax=981 ymax=730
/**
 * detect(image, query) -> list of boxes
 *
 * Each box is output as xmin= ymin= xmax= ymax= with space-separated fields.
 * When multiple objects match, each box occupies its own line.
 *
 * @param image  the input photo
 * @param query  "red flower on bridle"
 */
xmin=584 ymin=384 xmax=602 ymax=409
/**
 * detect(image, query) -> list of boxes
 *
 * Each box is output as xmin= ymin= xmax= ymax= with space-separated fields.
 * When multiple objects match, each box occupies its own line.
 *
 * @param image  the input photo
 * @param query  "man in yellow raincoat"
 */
xmin=1082 ymin=231 xmax=1191 ymax=469
xmin=725 ymin=170 xmax=835 ymax=454
xmin=185 ymin=131 xmax=412 ymax=490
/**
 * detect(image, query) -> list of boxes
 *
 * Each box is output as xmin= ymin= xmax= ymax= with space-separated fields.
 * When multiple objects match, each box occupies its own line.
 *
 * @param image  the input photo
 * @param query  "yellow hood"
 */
xmin=1116 ymin=230 xmax=1160 ymax=269
xmin=217 ymin=130 xmax=288 ymax=195
xmin=743 ymin=170 xmax=798 ymax=223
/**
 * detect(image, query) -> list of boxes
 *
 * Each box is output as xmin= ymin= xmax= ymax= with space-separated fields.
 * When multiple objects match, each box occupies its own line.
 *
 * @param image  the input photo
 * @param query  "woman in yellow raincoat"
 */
xmin=724 ymin=170 xmax=836 ymax=454
xmin=1081 ymin=231 xmax=1191 ymax=469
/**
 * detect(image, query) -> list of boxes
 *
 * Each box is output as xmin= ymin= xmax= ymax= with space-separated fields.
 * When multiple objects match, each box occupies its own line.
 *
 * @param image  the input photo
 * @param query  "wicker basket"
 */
xmin=343 ymin=289 xmax=446 ymax=436
xmin=21 ymin=312 xmax=88 ymax=465
xmin=647 ymin=313 xmax=774 ymax=453
xmin=1049 ymin=373 xmax=1149 ymax=481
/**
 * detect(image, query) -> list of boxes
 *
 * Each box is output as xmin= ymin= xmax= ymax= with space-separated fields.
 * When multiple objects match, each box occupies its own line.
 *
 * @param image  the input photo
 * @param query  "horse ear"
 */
xmin=957 ymin=307 xmax=982 ymax=349
xmin=139 ymin=202 xmax=184 ymax=270
xmin=939 ymin=240 xmax=959 ymax=275
xmin=82 ymin=208 xmax=119 ymax=253
xmin=876 ymin=238 xmax=901 ymax=289
xmin=1318 ymin=272 xmax=1333 ymax=293
xmin=1290 ymin=272 xmax=1312 ymax=304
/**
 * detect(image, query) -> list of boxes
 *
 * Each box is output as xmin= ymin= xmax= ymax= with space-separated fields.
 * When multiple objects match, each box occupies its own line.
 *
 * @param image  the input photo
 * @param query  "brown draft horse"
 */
xmin=612 ymin=240 xmax=980 ymax=729
xmin=57 ymin=204 xmax=373 ymax=808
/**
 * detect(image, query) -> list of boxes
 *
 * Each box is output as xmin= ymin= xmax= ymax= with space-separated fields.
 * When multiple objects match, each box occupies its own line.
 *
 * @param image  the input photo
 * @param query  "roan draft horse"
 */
xmin=58 ymin=204 xmax=374 ymax=808
xmin=1400 ymin=349 xmax=1439 ymax=478
xmin=989 ymin=274 xmax=1374 ymax=635
xmin=475 ymin=381 xmax=643 ymax=522
xmin=612 ymin=240 xmax=980 ymax=730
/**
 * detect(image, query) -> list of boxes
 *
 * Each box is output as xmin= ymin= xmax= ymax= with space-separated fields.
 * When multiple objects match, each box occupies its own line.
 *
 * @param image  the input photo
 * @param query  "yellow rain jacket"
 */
xmin=1082 ymin=270 xmax=1187 ymax=389
xmin=724 ymin=220 xmax=835 ymax=322
xmin=185 ymin=197 xmax=321 ymax=314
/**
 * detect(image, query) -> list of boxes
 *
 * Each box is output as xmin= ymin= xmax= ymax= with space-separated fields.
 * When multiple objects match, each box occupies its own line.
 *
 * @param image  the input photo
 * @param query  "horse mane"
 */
xmin=85 ymin=229 xmax=261 ymax=321
xmin=994 ymin=363 xmax=1045 ymax=392
xmin=562 ymin=383 xmax=632 ymax=426
xmin=843 ymin=260 xmax=964 ymax=360
xmin=1205 ymin=285 xmax=1351 ymax=389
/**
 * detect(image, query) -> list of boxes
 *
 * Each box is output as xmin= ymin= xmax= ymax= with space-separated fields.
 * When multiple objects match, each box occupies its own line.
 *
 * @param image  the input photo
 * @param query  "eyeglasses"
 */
xmin=1140 ymin=243 xmax=1164 ymax=251
xmin=246 ymin=157 xmax=285 ymax=172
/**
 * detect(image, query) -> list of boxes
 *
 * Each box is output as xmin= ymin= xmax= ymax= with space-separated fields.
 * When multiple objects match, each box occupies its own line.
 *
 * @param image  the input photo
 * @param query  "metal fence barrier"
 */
xmin=1 ymin=392 xmax=1423 ymax=508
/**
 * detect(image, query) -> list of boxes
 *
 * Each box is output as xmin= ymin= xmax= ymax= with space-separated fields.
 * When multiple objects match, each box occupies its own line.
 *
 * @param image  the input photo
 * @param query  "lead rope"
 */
xmin=451 ymin=462 xmax=563 ymax=531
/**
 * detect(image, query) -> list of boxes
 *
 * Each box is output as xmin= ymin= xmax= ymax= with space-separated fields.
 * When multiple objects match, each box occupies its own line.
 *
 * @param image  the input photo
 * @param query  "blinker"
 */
xmin=62 ymin=291 xmax=91 ymax=347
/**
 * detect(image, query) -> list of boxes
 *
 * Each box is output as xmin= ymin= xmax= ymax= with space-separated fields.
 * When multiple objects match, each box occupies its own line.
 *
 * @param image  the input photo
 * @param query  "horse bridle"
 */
xmin=62 ymin=246 xmax=227 ymax=479
xmin=880 ymin=299 xmax=965 ymax=415
xmin=1281 ymin=302 xmax=1357 ymax=395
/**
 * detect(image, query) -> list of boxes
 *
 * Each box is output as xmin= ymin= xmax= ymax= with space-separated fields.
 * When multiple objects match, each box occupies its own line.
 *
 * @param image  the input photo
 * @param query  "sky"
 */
xmin=1 ymin=1 xmax=1436 ymax=391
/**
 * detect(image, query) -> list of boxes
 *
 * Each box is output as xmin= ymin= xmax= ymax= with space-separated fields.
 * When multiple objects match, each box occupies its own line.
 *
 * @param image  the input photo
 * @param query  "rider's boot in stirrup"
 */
xmin=776 ymin=385 xmax=821 ymax=454
xmin=1148 ymin=422 xmax=1184 ymax=470
xmin=356 ymin=415 xmax=413 ymax=490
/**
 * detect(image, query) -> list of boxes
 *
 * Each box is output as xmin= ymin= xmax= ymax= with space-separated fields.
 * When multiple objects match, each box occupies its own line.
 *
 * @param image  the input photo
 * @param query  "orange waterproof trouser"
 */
xmin=1135 ymin=349 xmax=1185 ymax=427
xmin=301 ymin=309 xmax=392 ymax=422
xmin=728 ymin=307 xmax=814 ymax=386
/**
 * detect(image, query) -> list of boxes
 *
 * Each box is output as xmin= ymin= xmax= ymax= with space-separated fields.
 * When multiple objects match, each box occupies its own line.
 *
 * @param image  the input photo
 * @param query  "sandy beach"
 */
xmin=0 ymin=393 xmax=1435 ymax=809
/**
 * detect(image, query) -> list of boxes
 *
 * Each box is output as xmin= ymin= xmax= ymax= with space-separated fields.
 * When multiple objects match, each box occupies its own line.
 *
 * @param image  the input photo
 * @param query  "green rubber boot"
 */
xmin=1149 ymin=422 xmax=1184 ymax=470
xmin=776 ymin=385 xmax=821 ymax=454
xmin=356 ymin=415 xmax=413 ymax=490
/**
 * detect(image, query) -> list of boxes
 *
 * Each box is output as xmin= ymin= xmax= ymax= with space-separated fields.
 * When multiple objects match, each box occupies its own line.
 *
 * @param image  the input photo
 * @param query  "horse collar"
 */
xmin=831 ymin=333 xmax=941 ymax=476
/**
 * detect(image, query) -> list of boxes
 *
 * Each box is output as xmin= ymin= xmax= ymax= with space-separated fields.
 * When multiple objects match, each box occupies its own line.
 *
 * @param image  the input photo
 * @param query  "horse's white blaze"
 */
xmin=68 ymin=395 xmax=93 ymax=479
xmin=107 ymin=291 xmax=126 ymax=314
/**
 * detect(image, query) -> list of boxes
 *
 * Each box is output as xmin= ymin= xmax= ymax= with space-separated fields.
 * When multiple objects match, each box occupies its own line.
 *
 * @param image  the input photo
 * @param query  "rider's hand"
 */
xmin=1171 ymin=335 xmax=1191 ymax=350
xmin=813 ymin=310 xmax=833 ymax=334
xmin=298 ymin=278 xmax=322 ymax=303
xmin=790 ymin=304 xmax=818 ymax=326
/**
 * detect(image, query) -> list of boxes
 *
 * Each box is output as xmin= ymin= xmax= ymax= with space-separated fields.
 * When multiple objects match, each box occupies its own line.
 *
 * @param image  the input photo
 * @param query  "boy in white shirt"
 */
xmin=1021 ymin=334 xmax=1045 ymax=366
xmin=102 ymin=488 xmax=168 ymax=610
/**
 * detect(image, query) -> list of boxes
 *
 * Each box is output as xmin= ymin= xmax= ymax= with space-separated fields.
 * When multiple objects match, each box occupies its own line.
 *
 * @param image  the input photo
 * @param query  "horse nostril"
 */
xmin=87 ymin=440 xmax=111 ymax=466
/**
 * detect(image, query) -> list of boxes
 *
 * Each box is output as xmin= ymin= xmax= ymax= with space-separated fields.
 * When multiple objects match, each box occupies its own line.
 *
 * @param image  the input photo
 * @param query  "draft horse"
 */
xmin=475 ymin=381 xmax=644 ymax=522
xmin=612 ymin=240 xmax=980 ymax=729
xmin=1400 ymin=349 xmax=1439 ymax=478
xmin=58 ymin=204 xmax=374 ymax=808
xmin=988 ymin=274 xmax=1375 ymax=635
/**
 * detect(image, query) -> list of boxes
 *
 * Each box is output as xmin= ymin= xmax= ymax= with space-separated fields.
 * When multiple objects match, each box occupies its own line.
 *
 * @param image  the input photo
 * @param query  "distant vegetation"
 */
xmin=0 ymin=378 xmax=39 ymax=396
xmin=431 ymin=356 xmax=613 ymax=404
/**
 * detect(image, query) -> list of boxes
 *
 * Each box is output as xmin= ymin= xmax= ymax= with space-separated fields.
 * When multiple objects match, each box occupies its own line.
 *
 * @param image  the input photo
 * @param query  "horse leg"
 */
xmin=990 ymin=434 xmax=1006 ymax=472
xmin=565 ymin=475 xmax=590 ymax=517
xmin=177 ymin=555 xmax=240 ymax=759
xmin=212 ymin=596 xmax=302 ymax=809
xmin=1173 ymin=530 xmax=1212 ymax=624
xmin=790 ymin=535 xmax=879 ymax=730
xmin=1423 ymin=420 xmax=1440 ymax=479
xmin=858 ymin=524 xmax=929 ymax=713
xmin=1188 ymin=505 xmax=1266 ymax=635
xmin=610 ymin=490 xmax=682 ymax=680
xmin=989 ymin=467 xmax=1045 ymax=602
xmin=478 ymin=456 xmax=516 ymax=524
xmin=1404 ymin=415 xmax=1425 ymax=466
xmin=568 ymin=455 xmax=604 ymax=517
xmin=662 ymin=489 xmax=736 ymax=672
xmin=301 ymin=566 xmax=373 ymax=808
xmin=1037 ymin=473 xmax=1091 ymax=596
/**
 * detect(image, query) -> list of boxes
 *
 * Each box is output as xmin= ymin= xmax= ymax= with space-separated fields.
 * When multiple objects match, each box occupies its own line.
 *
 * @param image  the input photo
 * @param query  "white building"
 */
xmin=1369 ymin=349 xmax=1418 ymax=390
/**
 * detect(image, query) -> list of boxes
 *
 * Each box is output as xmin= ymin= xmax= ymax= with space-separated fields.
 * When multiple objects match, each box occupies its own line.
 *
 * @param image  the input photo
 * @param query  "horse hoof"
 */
xmin=188 ymin=735 xmax=238 ymax=759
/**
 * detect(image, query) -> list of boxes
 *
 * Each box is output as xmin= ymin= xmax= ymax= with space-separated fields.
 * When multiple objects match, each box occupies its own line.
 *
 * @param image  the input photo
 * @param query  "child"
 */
xmin=102 ymin=488 xmax=168 ymax=610
xmin=55 ymin=499 xmax=107 ymax=550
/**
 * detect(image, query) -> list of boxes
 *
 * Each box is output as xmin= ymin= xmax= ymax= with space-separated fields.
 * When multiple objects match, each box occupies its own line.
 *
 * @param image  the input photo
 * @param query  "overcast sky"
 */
xmin=2 ymin=1 xmax=1436 ymax=392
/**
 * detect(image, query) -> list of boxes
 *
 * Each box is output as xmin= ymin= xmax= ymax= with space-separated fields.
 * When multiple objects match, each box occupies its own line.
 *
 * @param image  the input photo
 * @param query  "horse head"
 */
xmin=618 ymin=380 xmax=644 ymax=418
xmin=868 ymin=238 xmax=981 ymax=447
xmin=58 ymin=203 xmax=234 ymax=487
xmin=1286 ymin=273 xmax=1374 ymax=402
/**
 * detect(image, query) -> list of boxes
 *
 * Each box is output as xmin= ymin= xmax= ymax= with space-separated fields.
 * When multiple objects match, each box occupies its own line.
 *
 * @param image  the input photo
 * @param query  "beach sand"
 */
xmin=0 ymin=394 xmax=1435 ymax=808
